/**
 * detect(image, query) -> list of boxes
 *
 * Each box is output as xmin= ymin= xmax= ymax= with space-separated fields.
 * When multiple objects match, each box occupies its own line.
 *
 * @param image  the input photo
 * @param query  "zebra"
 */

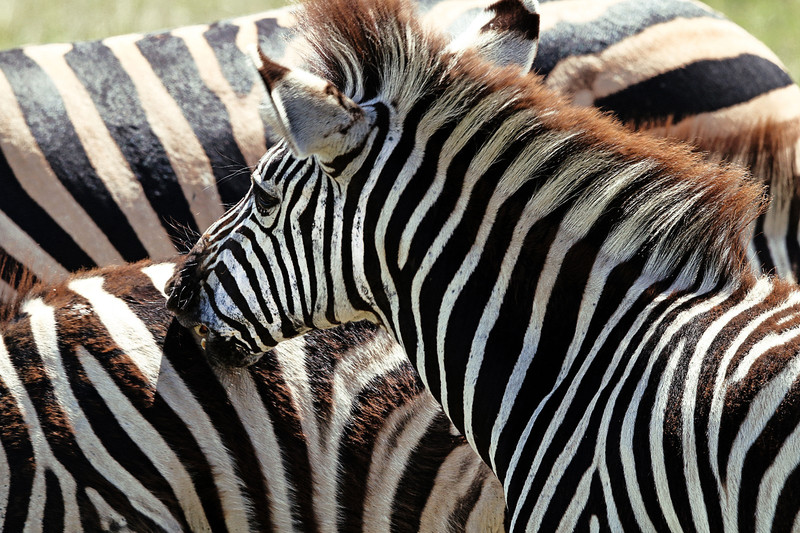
xmin=2 ymin=0 xmax=798 ymax=301
xmin=0 ymin=6 xmax=543 ymax=530
xmin=0 ymin=259 xmax=505 ymax=532
xmin=167 ymin=0 xmax=800 ymax=530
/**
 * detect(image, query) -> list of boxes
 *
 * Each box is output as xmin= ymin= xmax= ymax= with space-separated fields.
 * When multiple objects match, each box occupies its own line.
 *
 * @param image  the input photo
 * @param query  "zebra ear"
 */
xmin=253 ymin=49 xmax=372 ymax=161
xmin=445 ymin=0 xmax=540 ymax=72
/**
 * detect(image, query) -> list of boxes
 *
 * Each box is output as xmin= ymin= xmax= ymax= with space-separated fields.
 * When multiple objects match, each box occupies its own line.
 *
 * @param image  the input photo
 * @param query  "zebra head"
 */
xmin=166 ymin=0 xmax=541 ymax=366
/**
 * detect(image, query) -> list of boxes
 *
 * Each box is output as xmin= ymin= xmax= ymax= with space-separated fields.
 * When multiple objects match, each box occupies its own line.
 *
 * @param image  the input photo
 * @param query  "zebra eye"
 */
xmin=253 ymin=187 xmax=280 ymax=216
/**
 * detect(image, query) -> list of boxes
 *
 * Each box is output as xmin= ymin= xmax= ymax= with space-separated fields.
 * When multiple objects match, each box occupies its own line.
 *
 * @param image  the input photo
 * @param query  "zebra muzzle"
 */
xmin=192 ymin=323 xmax=264 ymax=368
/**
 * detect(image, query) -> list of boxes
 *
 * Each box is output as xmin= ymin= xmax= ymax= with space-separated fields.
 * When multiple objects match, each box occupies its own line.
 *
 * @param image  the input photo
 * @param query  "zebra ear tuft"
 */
xmin=446 ymin=0 xmax=540 ymax=72
xmin=252 ymin=49 xmax=372 ymax=162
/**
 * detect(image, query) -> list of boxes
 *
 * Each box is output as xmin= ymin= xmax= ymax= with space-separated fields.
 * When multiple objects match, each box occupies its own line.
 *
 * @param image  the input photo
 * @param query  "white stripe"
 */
xmin=68 ymin=276 xmax=162 ymax=388
xmin=141 ymin=262 xmax=177 ymax=297
xmin=679 ymin=278 xmax=774 ymax=532
xmin=650 ymin=339 xmax=688 ymax=533
xmin=84 ymin=487 xmax=130 ymax=532
xmin=170 ymin=23 xmax=268 ymax=169
xmin=0 ymin=278 xmax=17 ymax=305
xmin=756 ymin=381 xmax=800 ymax=531
xmin=723 ymin=325 xmax=800 ymax=520
xmin=546 ymin=17 xmax=786 ymax=104
xmin=708 ymin=288 xmax=800 ymax=529
xmin=0 ymin=420 xmax=8 ymax=525
xmin=0 ymin=209 xmax=69 ymax=283
xmin=0 ymin=309 xmax=82 ymax=531
xmin=604 ymin=287 xmax=731 ymax=533
xmin=364 ymin=395 xmax=437 ymax=532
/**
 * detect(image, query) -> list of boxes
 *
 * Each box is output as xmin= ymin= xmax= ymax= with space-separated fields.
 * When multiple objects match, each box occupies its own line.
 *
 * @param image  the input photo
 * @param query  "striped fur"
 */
xmin=0 ymin=260 xmax=504 ymax=532
xmin=168 ymin=0 xmax=800 ymax=529
xmin=2 ymin=0 xmax=798 ymax=302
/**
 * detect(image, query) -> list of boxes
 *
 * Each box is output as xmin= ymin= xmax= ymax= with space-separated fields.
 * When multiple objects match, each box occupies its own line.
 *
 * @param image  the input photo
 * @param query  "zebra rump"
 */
xmin=0 ymin=260 xmax=504 ymax=532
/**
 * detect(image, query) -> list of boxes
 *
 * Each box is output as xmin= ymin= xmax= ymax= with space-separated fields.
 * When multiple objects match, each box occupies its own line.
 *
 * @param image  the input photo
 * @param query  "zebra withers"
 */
xmin=168 ymin=0 xmax=800 ymax=530
xmin=0 ymin=259 xmax=504 ymax=532
xmin=2 ymin=0 xmax=798 ymax=299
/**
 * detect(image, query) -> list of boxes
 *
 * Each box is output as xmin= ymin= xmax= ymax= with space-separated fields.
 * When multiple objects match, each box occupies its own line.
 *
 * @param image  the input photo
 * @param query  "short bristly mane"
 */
xmin=294 ymin=0 xmax=767 ymax=280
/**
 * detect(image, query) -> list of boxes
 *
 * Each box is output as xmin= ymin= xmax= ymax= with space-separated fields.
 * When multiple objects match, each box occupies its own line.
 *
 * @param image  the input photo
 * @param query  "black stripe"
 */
xmin=392 ymin=412 xmax=463 ymax=533
xmin=533 ymin=0 xmax=723 ymax=76
xmin=337 ymin=366 xmax=421 ymax=532
xmin=136 ymin=33 xmax=250 ymax=208
xmin=736 ymin=337 xmax=800 ymax=532
xmin=0 ymin=134 xmax=95 ymax=272
xmin=203 ymin=22 xmax=254 ymax=97
xmin=240 ymin=217 xmax=301 ymax=337
xmin=283 ymin=164 xmax=318 ymax=324
xmin=65 ymin=41 xmax=200 ymax=243
xmin=341 ymin=104 xmax=390 ymax=314
xmin=789 ymin=195 xmax=800 ymax=278
xmin=255 ymin=16 xmax=290 ymax=61
xmin=594 ymin=55 xmax=794 ymax=126
xmin=0 ymin=49 xmax=149 ymax=263
xmin=470 ymin=197 xmax=611 ymax=463
xmin=210 ymin=262 xmax=273 ymax=348
xmin=297 ymin=178 xmax=323 ymax=324
xmin=43 ymin=469 xmax=65 ymax=531
xmin=226 ymin=237 xmax=280 ymax=331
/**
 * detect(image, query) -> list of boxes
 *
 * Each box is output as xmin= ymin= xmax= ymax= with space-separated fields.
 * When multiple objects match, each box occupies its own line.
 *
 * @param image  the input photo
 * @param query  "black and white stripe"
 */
xmin=2 ymin=0 xmax=798 ymax=301
xmin=168 ymin=0 xmax=800 ymax=529
xmin=0 ymin=260 xmax=504 ymax=532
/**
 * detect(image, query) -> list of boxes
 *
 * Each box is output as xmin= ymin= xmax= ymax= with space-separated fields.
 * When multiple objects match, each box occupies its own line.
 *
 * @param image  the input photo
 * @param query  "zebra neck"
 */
xmin=382 ymin=217 xmax=748 ymax=479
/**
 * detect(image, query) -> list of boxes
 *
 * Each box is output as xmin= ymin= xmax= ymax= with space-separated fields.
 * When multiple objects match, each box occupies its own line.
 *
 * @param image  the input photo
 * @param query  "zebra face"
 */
xmin=167 ymin=1 xmax=544 ymax=366
xmin=167 ymin=61 xmax=383 ymax=365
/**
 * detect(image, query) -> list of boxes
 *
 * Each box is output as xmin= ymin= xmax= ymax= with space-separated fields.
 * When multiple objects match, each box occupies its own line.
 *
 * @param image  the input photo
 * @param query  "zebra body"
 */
xmin=0 ymin=260 xmax=504 ymax=532
xmin=168 ymin=0 xmax=800 ymax=530
xmin=2 ymin=0 xmax=798 ymax=300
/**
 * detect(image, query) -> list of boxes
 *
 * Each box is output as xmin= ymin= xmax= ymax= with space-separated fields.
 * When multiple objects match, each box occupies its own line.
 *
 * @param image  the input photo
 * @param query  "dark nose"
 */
xmin=166 ymin=253 xmax=202 ymax=314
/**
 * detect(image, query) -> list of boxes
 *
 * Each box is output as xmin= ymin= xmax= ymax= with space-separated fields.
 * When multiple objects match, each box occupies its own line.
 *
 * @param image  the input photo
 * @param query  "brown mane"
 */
xmin=294 ymin=0 xmax=767 ymax=279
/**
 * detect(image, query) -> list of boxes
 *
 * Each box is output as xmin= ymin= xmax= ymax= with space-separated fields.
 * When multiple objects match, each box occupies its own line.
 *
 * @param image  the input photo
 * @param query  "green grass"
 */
xmin=0 ymin=0 xmax=288 ymax=49
xmin=1 ymin=0 xmax=797 ymax=81
xmin=702 ymin=0 xmax=800 ymax=82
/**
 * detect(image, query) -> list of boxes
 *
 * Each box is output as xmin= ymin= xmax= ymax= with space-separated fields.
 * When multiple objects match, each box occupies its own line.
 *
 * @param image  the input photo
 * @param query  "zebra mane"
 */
xmin=294 ymin=0 xmax=767 ymax=279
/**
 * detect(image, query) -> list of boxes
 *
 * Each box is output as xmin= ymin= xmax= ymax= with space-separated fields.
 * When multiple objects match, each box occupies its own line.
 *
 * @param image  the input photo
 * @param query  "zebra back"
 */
xmin=0 ymin=260 xmax=504 ymax=532
xmin=1 ymin=0 xmax=798 ymax=301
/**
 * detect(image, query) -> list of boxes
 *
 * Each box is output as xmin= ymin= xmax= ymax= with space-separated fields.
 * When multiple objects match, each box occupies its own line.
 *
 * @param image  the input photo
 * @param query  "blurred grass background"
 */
xmin=0 ymin=0 xmax=797 ymax=80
